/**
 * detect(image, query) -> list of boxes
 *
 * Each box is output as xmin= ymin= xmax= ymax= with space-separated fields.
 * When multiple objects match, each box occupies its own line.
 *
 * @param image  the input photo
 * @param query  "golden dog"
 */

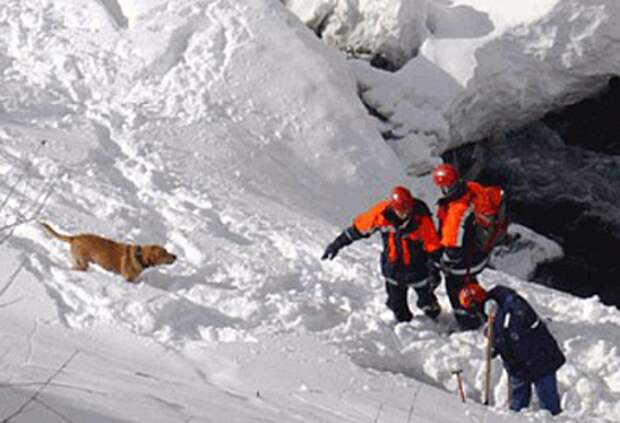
xmin=41 ymin=222 xmax=177 ymax=282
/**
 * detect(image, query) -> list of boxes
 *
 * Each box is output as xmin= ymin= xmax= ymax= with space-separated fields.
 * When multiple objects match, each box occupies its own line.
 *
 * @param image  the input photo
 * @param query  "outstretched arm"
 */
xmin=322 ymin=201 xmax=385 ymax=260
xmin=321 ymin=226 xmax=365 ymax=260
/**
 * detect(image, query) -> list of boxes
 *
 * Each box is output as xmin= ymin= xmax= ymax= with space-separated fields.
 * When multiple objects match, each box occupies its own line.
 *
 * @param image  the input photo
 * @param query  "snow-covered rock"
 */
xmin=490 ymin=223 xmax=563 ymax=280
xmin=284 ymin=0 xmax=431 ymax=70
xmin=447 ymin=0 xmax=620 ymax=146
xmin=286 ymin=0 xmax=620 ymax=156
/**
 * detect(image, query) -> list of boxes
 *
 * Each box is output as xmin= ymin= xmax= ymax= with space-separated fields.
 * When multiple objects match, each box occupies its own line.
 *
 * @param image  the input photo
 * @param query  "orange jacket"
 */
xmin=353 ymin=200 xmax=441 ymax=268
xmin=437 ymin=181 xmax=502 ymax=248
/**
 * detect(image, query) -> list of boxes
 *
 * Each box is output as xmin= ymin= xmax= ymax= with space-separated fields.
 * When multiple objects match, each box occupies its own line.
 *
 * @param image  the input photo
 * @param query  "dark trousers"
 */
xmin=385 ymin=281 xmax=438 ymax=322
xmin=510 ymin=372 xmax=561 ymax=415
xmin=445 ymin=274 xmax=483 ymax=330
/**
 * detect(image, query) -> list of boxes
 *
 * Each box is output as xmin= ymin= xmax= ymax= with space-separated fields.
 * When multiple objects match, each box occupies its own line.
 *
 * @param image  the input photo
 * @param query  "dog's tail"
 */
xmin=40 ymin=222 xmax=74 ymax=243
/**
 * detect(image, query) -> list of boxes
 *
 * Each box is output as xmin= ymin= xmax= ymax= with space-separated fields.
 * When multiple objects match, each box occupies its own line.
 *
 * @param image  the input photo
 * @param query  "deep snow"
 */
xmin=0 ymin=1 xmax=619 ymax=422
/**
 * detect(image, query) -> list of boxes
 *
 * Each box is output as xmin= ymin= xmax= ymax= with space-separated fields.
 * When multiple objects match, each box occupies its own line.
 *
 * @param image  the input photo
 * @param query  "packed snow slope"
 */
xmin=1 ymin=1 xmax=620 ymax=422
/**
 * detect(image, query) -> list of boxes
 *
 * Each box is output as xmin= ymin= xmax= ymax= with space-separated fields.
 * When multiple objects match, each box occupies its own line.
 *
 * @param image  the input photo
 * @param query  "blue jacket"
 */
xmin=487 ymin=286 xmax=565 ymax=382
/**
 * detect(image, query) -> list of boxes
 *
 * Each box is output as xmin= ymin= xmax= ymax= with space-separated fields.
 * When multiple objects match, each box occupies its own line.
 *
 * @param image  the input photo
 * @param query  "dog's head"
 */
xmin=142 ymin=245 xmax=177 ymax=267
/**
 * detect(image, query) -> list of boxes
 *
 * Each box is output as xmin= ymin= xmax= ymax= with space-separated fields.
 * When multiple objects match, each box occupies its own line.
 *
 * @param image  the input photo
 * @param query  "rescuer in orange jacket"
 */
xmin=321 ymin=186 xmax=443 ymax=322
xmin=432 ymin=163 xmax=508 ymax=331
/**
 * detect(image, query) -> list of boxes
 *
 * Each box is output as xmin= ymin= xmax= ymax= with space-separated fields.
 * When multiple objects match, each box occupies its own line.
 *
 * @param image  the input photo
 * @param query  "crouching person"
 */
xmin=322 ymin=186 xmax=442 ymax=323
xmin=459 ymin=283 xmax=565 ymax=415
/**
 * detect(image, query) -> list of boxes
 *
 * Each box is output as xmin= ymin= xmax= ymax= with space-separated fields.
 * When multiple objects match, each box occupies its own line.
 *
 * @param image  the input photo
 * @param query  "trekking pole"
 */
xmin=452 ymin=369 xmax=466 ymax=403
xmin=483 ymin=311 xmax=496 ymax=405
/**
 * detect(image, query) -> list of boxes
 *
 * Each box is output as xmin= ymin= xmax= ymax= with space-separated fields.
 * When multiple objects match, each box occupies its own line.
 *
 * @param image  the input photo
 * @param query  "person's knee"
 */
xmin=510 ymin=376 xmax=533 ymax=412
xmin=510 ymin=390 xmax=531 ymax=411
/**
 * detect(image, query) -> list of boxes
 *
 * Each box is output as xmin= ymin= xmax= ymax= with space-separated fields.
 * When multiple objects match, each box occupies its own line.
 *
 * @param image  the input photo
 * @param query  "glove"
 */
xmin=484 ymin=299 xmax=498 ymax=317
xmin=321 ymin=228 xmax=358 ymax=261
xmin=321 ymin=241 xmax=342 ymax=260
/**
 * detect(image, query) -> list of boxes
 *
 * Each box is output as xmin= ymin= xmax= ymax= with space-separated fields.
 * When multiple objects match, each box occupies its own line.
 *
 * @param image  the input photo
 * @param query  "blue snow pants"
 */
xmin=510 ymin=372 xmax=561 ymax=415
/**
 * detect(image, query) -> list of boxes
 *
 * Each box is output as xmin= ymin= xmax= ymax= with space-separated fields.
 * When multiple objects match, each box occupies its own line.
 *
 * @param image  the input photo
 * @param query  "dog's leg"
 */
xmin=123 ymin=271 xmax=141 ymax=283
xmin=71 ymin=255 xmax=89 ymax=271
xmin=120 ymin=260 xmax=140 ymax=282
xmin=69 ymin=244 xmax=90 ymax=271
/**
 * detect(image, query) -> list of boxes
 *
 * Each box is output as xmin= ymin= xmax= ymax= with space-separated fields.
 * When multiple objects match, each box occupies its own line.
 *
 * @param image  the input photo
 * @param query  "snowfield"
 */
xmin=0 ymin=0 xmax=619 ymax=422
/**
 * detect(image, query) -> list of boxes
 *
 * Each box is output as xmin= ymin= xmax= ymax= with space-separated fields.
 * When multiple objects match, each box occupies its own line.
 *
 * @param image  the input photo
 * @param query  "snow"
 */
xmin=446 ymin=0 xmax=620 ymax=146
xmin=284 ymin=0 xmax=431 ymax=70
xmin=0 ymin=0 xmax=619 ymax=422
xmin=286 ymin=0 xmax=620 ymax=172
xmin=489 ymin=223 xmax=563 ymax=281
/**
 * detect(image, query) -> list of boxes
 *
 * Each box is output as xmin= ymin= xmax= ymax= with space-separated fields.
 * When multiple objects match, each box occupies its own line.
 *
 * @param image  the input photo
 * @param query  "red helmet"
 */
xmin=432 ymin=164 xmax=459 ymax=189
xmin=390 ymin=186 xmax=415 ymax=216
xmin=458 ymin=283 xmax=488 ymax=309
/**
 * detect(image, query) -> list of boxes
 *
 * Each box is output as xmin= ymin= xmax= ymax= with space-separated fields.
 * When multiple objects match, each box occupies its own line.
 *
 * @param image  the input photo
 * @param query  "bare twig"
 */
xmin=0 ymin=182 xmax=54 ymax=232
xmin=406 ymin=383 xmax=423 ymax=423
xmin=373 ymin=402 xmax=384 ymax=423
xmin=32 ymin=398 xmax=77 ymax=423
xmin=0 ymin=140 xmax=47 ymax=214
xmin=0 ymin=259 xmax=25 ymax=299
xmin=0 ymin=381 xmax=107 ymax=397
xmin=1 ymin=349 xmax=79 ymax=423
xmin=0 ymin=298 xmax=23 ymax=308
xmin=0 ymin=182 xmax=54 ymax=245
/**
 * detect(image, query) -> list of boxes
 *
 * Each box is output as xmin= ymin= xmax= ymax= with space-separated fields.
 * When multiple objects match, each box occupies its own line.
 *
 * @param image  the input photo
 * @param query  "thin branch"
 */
xmin=406 ymin=383 xmax=423 ymax=423
xmin=1 ymin=349 xmax=79 ymax=423
xmin=0 ymin=298 xmax=23 ymax=308
xmin=0 ymin=140 xmax=46 ymax=214
xmin=32 ymin=398 xmax=77 ymax=423
xmin=0 ymin=259 xmax=25 ymax=299
xmin=0 ymin=182 xmax=55 ymax=232
xmin=0 ymin=381 xmax=107 ymax=397
xmin=0 ymin=182 xmax=54 ymax=246
xmin=373 ymin=402 xmax=384 ymax=423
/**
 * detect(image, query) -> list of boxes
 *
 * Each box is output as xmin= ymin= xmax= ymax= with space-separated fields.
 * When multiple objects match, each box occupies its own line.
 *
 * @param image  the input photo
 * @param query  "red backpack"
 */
xmin=467 ymin=182 xmax=508 ymax=251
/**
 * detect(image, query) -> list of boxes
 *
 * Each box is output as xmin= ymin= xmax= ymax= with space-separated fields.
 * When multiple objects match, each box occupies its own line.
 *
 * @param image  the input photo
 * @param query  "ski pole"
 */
xmin=452 ymin=369 xmax=466 ymax=403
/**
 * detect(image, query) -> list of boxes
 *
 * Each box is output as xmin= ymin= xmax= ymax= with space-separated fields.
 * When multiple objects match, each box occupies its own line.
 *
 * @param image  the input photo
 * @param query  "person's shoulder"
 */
xmin=367 ymin=200 xmax=393 ymax=223
xmin=363 ymin=200 xmax=390 ymax=215
xmin=412 ymin=199 xmax=432 ymax=216
xmin=355 ymin=200 xmax=391 ymax=227
xmin=489 ymin=285 xmax=517 ymax=300
xmin=373 ymin=199 xmax=391 ymax=210
xmin=466 ymin=180 xmax=485 ymax=193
